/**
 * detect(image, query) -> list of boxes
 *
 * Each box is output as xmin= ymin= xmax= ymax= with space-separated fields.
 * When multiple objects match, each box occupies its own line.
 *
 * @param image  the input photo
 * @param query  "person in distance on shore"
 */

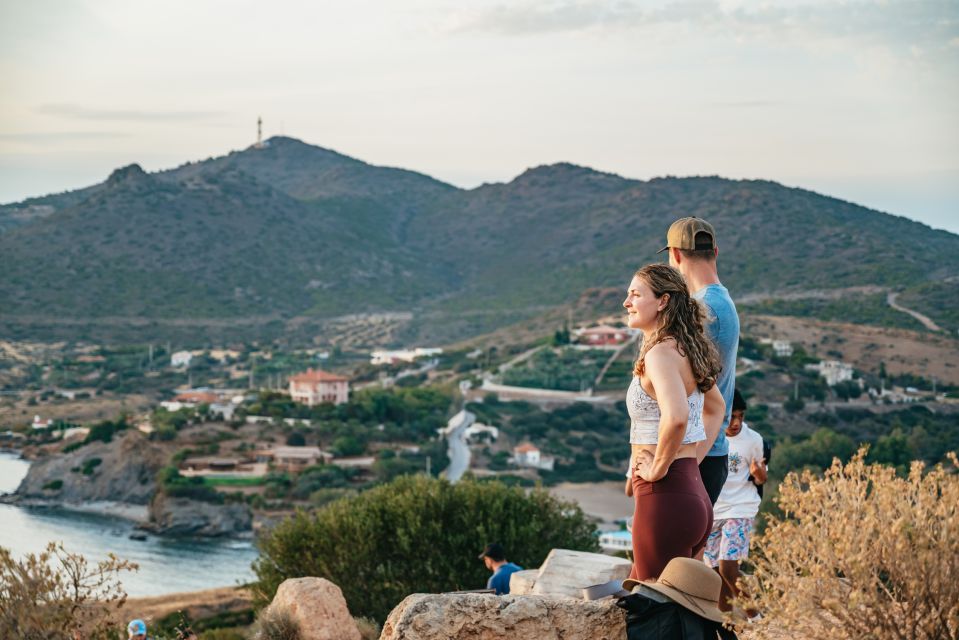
xmin=622 ymin=264 xmax=726 ymax=582
xmin=660 ymin=217 xmax=740 ymax=506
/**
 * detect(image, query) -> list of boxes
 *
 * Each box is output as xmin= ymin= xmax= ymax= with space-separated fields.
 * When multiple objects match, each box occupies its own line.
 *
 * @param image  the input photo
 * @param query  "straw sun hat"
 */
xmin=622 ymin=557 xmax=724 ymax=623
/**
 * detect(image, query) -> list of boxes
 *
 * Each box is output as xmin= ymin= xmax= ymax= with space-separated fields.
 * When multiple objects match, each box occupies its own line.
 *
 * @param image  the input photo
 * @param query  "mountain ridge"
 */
xmin=1 ymin=136 xmax=956 ymax=345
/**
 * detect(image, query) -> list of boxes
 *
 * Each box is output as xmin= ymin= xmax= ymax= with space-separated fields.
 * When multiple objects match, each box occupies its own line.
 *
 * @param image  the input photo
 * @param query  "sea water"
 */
xmin=0 ymin=451 xmax=258 ymax=596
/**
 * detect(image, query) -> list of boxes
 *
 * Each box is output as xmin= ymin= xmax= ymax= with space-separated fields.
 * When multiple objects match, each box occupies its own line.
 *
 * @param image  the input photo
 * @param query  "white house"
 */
xmin=805 ymin=360 xmax=854 ymax=386
xmin=289 ymin=368 xmax=350 ymax=406
xmin=171 ymin=351 xmax=193 ymax=368
xmin=511 ymin=443 xmax=555 ymax=471
xmin=772 ymin=340 xmax=793 ymax=358
xmin=31 ymin=415 xmax=53 ymax=430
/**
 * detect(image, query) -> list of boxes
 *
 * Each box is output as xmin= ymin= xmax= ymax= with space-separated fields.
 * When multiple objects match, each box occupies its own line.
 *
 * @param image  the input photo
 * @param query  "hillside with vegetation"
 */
xmin=1 ymin=137 xmax=957 ymax=345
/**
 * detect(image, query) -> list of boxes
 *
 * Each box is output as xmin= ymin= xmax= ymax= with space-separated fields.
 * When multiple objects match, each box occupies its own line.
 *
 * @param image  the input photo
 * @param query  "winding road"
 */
xmin=886 ymin=292 xmax=942 ymax=332
xmin=440 ymin=409 xmax=475 ymax=483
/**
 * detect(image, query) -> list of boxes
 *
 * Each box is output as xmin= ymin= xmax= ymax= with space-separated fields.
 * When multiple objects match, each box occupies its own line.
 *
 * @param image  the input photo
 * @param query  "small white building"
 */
xmin=370 ymin=348 xmax=443 ymax=365
xmin=159 ymin=400 xmax=193 ymax=412
xmin=511 ymin=442 xmax=555 ymax=471
xmin=289 ymin=368 xmax=350 ymax=406
xmin=772 ymin=340 xmax=793 ymax=358
xmin=171 ymin=351 xmax=193 ymax=368
xmin=31 ymin=415 xmax=54 ymax=430
xmin=209 ymin=402 xmax=237 ymax=420
xmin=805 ymin=360 xmax=854 ymax=386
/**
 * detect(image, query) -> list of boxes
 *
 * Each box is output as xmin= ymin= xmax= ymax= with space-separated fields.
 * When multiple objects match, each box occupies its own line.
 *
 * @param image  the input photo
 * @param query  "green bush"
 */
xmin=253 ymin=475 xmax=597 ymax=621
xmin=42 ymin=479 xmax=63 ymax=491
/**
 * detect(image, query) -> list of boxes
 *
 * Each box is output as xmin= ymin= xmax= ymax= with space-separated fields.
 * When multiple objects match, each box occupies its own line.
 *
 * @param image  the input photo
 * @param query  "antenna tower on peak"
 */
xmin=255 ymin=116 xmax=264 ymax=149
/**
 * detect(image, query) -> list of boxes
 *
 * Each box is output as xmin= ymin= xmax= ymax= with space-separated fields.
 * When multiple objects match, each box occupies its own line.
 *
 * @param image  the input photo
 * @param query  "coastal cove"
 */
xmin=0 ymin=451 xmax=257 ymax=597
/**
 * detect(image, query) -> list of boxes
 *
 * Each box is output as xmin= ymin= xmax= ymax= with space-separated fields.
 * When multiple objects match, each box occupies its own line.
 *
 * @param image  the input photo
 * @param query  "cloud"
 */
xmin=446 ymin=0 xmax=959 ymax=52
xmin=709 ymin=100 xmax=781 ymax=109
xmin=35 ymin=104 xmax=226 ymax=122
xmin=0 ymin=131 xmax=131 ymax=142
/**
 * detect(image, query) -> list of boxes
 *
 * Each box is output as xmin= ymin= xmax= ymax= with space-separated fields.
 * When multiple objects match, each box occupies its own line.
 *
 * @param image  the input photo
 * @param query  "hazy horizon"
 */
xmin=2 ymin=0 xmax=957 ymax=233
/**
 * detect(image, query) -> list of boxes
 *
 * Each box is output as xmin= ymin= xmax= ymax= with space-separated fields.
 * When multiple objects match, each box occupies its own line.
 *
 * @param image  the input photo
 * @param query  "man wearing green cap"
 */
xmin=659 ymin=217 xmax=739 ymax=505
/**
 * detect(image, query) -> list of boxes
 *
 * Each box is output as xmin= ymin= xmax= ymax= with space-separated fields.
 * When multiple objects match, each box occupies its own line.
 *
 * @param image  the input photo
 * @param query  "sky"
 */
xmin=1 ymin=0 xmax=957 ymax=232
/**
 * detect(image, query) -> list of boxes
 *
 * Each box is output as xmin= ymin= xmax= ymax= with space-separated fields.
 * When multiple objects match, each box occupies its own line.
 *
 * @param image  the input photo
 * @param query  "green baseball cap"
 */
xmin=657 ymin=217 xmax=717 ymax=253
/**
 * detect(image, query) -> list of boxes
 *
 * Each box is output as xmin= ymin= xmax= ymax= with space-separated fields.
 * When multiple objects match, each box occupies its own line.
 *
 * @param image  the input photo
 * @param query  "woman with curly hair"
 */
xmin=621 ymin=263 xmax=726 ymax=583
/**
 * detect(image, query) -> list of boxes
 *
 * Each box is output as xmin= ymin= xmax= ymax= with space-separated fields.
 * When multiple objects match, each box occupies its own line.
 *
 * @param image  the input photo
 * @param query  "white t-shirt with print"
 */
xmin=713 ymin=422 xmax=764 ymax=520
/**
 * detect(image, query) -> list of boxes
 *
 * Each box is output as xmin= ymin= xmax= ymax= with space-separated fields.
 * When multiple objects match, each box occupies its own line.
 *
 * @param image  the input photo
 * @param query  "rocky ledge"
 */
xmin=381 ymin=593 xmax=624 ymax=640
xmin=144 ymin=492 xmax=253 ymax=537
xmin=9 ymin=430 xmax=163 ymax=506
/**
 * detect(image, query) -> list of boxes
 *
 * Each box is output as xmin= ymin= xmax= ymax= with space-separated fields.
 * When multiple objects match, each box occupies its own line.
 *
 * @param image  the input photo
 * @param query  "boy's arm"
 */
xmin=749 ymin=438 xmax=767 ymax=485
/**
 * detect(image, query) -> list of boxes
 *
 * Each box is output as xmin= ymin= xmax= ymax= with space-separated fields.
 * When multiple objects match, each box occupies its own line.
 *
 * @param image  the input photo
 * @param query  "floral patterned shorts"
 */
xmin=703 ymin=517 xmax=753 ymax=567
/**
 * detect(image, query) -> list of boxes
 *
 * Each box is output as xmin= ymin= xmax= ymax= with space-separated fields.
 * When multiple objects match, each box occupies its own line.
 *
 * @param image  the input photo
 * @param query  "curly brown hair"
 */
xmin=632 ymin=263 xmax=721 ymax=392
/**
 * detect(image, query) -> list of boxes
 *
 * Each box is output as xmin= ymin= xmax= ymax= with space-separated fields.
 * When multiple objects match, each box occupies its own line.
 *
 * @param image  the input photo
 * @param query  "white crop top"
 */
xmin=627 ymin=376 xmax=706 ymax=445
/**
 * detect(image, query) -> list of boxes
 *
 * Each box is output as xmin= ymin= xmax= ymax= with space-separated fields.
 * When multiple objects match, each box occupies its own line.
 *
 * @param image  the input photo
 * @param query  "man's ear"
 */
xmin=669 ymin=247 xmax=681 ymax=264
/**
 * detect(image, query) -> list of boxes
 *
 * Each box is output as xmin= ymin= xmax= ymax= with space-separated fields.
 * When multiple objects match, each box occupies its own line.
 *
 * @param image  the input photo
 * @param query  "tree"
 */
xmin=253 ymin=476 xmax=597 ymax=621
xmin=0 ymin=542 xmax=137 ymax=639
xmin=285 ymin=431 xmax=306 ymax=446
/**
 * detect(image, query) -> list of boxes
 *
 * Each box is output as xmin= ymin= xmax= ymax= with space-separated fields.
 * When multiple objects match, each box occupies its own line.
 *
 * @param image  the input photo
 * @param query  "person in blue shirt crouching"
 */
xmin=478 ymin=543 xmax=522 ymax=595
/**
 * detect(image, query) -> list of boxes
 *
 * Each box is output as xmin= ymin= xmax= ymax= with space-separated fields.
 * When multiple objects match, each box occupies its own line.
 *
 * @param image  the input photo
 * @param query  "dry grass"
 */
xmin=738 ymin=448 xmax=959 ymax=640
xmin=354 ymin=616 xmax=381 ymax=640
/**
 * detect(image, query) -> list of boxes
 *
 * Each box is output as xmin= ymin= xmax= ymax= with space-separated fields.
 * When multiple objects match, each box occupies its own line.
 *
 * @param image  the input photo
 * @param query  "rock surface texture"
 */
xmin=263 ymin=577 xmax=361 ymax=640
xmin=527 ymin=548 xmax=632 ymax=599
xmin=380 ymin=593 xmax=625 ymax=640
xmin=12 ymin=430 xmax=163 ymax=504
xmin=146 ymin=493 xmax=253 ymax=536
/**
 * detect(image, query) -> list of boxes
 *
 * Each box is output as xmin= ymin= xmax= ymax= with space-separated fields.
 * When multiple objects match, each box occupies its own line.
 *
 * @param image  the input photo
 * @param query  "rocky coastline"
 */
xmin=3 ymin=431 xmax=252 ymax=537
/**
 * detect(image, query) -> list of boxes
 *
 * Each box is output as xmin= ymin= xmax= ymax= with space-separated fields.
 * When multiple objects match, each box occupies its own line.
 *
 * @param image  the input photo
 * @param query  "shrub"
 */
xmin=285 ymin=431 xmax=306 ymax=446
xmin=81 ymin=457 xmax=101 ymax=476
xmin=253 ymin=475 xmax=597 ymax=621
xmin=42 ymin=479 xmax=63 ymax=491
xmin=739 ymin=448 xmax=959 ymax=639
xmin=0 ymin=542 xmax=136 ymax=639
xmin=251 ymin=608 xmax=300 ymax=640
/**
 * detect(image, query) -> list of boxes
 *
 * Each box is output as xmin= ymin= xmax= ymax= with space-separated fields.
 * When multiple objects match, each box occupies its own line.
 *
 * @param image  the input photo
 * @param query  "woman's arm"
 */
xmin=635 ymin=345 xmax=688 ymax=482
xmin=697 ymin=385 xmax=726 ymax=463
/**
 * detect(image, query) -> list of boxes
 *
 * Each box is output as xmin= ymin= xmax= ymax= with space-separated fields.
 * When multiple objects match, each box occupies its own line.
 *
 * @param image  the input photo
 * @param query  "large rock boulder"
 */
xmin=508 ymin=570 xmax=539 ymax=596
xmin=380 ymin=593 xmax=625 ymax=640
xmin=12 ymin=430 xmax=163 ymax=505
xmin=262 ymin=577 xmax=361 ymax=640
xmin=146 ymin=493 xmax=252 ymax=536
xmin=512 ymin=549 xmax=632 ymax=599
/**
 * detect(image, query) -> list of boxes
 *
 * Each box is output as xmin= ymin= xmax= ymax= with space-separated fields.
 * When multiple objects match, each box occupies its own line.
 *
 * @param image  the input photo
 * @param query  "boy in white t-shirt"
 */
xmin=704 ymin=389 xmax=766 ymax=613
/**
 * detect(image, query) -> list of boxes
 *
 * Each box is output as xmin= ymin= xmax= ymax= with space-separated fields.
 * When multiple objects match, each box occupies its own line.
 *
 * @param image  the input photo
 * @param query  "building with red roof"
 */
xmin=288 ymin=368 xmax=350 ymax=406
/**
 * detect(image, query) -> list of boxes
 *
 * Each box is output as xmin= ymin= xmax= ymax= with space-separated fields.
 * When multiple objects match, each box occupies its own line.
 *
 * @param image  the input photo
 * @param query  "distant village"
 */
xmin=6 ymin=319 xmax=945 ymax=486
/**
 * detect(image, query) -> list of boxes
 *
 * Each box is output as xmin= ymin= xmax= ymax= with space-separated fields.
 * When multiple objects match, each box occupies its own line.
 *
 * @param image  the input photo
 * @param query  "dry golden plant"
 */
xmin=738 ymin=448 xmax=958 ymax=640
xmin=0 ymin=541 xmax=137 ymax=639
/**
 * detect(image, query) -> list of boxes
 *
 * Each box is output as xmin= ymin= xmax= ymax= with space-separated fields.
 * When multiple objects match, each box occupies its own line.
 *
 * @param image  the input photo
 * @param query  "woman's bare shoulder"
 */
xmin=645 ymin=339 xmax=682 ymax=364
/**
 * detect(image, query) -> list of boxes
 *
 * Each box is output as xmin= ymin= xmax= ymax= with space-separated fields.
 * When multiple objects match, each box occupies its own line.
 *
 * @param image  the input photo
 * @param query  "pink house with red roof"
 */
xmin=288 ymin=368 xmax=350 ymax=406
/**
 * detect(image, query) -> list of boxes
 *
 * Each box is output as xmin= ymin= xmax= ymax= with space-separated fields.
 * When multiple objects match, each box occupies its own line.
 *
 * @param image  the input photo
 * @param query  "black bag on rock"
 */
xmin=615 ymin=592 xmax=738 ymax=640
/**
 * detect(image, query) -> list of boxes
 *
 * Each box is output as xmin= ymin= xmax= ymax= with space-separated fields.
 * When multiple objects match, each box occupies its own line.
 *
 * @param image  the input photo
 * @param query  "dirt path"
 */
xmin=886 ymin=292 xmax=942 ymax=332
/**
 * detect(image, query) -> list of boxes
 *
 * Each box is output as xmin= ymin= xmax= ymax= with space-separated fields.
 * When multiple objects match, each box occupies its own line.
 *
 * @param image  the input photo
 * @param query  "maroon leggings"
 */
xmin=629 ymin=457 xmax=713 ymax=581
